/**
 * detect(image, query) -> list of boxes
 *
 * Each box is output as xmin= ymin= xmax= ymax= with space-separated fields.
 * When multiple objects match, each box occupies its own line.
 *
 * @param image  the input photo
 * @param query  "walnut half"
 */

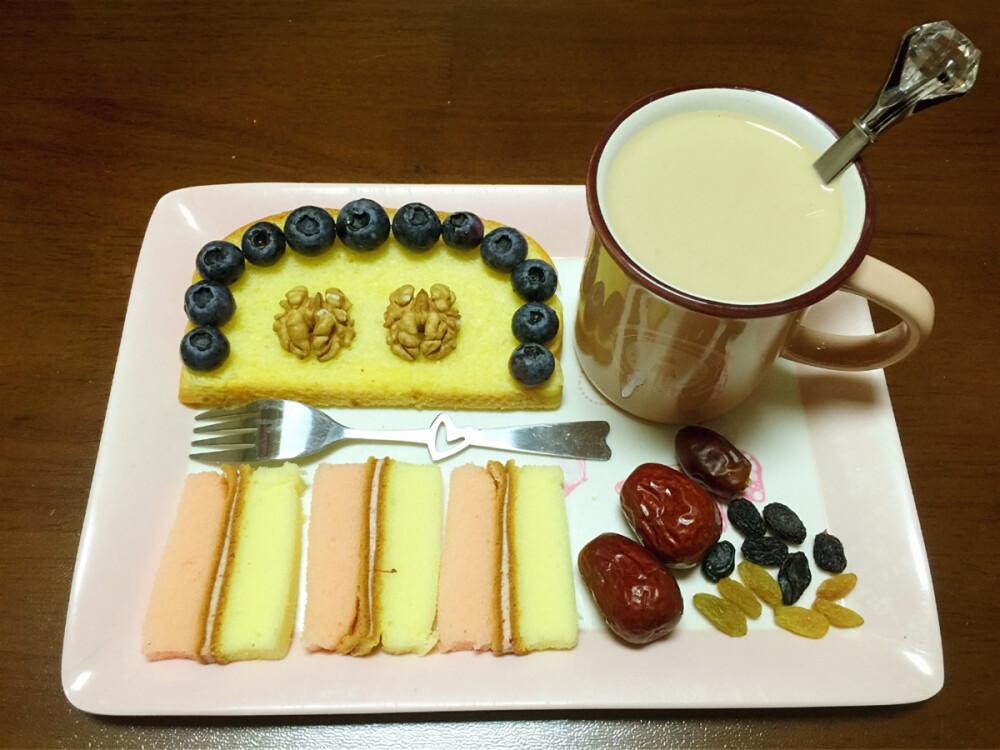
xmin=383 ymin=283 xmax=460 ymax=361
xmin=274 ymin=286 xmax=355 ymax=361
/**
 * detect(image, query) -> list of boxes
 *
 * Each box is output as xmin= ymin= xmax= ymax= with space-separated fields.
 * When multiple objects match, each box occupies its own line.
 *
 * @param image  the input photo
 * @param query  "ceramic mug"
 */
xmin=575 ymin=86 xmax=934 ymax=424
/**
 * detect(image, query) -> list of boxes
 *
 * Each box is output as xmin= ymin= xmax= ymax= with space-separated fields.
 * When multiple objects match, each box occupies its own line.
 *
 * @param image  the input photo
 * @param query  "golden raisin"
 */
xmin=815 ymin=572 xmax=858 ymax=600
xmin=693 ymin=593 xmax=747 ymax=637
xmin=717 ymin=577 xmax=762 ymax=619
xmin=774 ymin=605 xmax=830 ymax=639
xmin=737 ymin=560 xmax=782 ymax=608
xmin=812 ymin=598 xmax=864 ymax=628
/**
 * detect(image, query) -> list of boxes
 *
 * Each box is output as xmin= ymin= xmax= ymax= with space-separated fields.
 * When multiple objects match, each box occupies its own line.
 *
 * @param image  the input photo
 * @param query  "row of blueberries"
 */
xmin=180 ymin=200 xmax=561 ymax=387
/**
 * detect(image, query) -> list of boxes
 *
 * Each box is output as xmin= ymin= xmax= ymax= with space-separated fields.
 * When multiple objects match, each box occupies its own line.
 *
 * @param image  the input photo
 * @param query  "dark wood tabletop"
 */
xmin=3 ymin=1 xmax=998 ymax=747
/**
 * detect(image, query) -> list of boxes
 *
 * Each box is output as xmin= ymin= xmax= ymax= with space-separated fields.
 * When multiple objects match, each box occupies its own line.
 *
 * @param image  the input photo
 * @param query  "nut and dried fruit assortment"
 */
xmin=580 ymin=424 xmax=863 ymax=646
xmin=678 ymin=426 xmax=863 ymax=639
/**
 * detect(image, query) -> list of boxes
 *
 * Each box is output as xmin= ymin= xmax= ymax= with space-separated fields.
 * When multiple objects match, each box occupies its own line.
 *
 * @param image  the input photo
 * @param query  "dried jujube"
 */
xmin=578 ymin=532 xmax=684 ymax=645
xmin=675 ymin=425 xmax=752 ymax=499
xmin=619 ymin=463 xmax=722 ymax=568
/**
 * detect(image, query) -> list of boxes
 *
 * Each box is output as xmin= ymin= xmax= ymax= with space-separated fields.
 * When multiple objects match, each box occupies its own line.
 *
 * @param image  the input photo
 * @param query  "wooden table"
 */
xmin=3 ymin=1 xmax=997 ymax=747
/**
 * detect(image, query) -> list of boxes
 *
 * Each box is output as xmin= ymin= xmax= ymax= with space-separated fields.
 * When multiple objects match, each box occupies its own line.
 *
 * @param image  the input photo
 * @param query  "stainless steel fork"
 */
xmin=190 ymin=399 xmax=611 ymax=464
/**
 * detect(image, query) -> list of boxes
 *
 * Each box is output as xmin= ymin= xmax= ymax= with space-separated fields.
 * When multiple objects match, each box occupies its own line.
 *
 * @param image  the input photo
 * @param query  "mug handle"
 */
xmin=781 ymin=256 xmax=934 ymax=371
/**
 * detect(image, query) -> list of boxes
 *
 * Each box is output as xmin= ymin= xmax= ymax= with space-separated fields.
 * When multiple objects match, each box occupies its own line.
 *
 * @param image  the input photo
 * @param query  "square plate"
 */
xmin=62 ymin=184 xmax=942 ymax=715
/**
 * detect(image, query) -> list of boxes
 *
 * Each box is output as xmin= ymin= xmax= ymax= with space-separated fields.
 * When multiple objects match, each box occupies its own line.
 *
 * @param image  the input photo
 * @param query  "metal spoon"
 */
xmin=814 ymin=21 xmax=981 ymax=183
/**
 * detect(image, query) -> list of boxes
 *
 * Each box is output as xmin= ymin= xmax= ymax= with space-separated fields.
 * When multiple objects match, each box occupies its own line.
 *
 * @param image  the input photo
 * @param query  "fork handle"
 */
xmin=464 ymin=421 xmax=612 ymax=461
xmin=339 ymin=418 xmax=612 ymax=461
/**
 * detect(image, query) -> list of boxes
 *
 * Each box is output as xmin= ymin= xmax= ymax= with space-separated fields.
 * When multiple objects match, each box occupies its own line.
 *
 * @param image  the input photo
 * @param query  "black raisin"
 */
xmin=762 ymin=502 xmax=807 ymax=545
xmin=741 ymin=536 xmax=788 ymax=566
xmin=778 ymin=551 xmax=812 ymax=605
xmin=813 ymin=531 xmax=847 ymax=573
xmin=701 ymin=540 xmax=736 ymax=582
xmin=727 ymin=498 xmax=766 ymax=538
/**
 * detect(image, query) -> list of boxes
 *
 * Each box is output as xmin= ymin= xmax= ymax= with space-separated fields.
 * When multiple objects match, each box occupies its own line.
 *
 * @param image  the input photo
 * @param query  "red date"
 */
xmin=620 ymin=463 xmax=722 ymax=568
xmin=578 ymin=532 xmax=684 ymax=645
xmin=675 ymin=425 xmax=751 ymax=499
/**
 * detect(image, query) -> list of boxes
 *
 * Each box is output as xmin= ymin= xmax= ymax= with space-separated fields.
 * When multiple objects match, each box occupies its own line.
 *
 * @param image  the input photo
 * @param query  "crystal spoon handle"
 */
xmin=814 ymin=20 xmax=981 ymax=183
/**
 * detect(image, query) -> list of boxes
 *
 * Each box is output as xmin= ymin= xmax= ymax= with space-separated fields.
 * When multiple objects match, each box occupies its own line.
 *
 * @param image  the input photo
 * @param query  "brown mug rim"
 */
xmin=586 ymin=85 xmax=877 ymax=319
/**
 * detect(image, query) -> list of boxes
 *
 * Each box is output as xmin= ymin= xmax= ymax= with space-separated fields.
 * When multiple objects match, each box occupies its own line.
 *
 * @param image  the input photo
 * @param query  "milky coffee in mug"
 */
xmin=576 ymin=86 xmax=934 ymax=423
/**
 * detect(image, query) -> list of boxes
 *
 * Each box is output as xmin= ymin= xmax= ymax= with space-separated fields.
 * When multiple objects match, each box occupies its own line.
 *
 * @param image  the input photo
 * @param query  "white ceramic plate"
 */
xmin=62 ymin=184 xmax=942 ymax=715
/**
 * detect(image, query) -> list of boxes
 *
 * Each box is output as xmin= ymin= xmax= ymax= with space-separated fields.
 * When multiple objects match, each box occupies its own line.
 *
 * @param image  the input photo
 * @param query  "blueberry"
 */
xmin=480 ymin=227 xmax=528 ymax=272
xmin=336 ymin=198 xmax=390 ymax=251
xmin=284 ymin=205 xmax=336 ymax=256
xmin=180 ymin=326 xmax=230 ymax=371
xmin=441 ymin=211 xmax=484 ymax=250
xmin=195 ymin=240 xmax=245 ymax=285
xmin=392 ymin=202 xmax=442 ymax=251
xmin=508 ymin=342 xmax=555 ymax=387
xmin=511 ymin=258 xmax=558 ymax=301
xmin=511 ymin=302 xmax=560 ymax=345
xmin=184 ymin=280 xmax=236 ymax=327
xmin=241 ymin=221 xmax=286 ymax=266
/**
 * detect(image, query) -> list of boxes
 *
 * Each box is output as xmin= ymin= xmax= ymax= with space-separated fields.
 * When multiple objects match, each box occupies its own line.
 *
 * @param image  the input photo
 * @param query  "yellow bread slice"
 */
xmin=211 ymin=463 xmax=305 ymax=663
xmin=373 ymin=459 xmax=443 ymax=655
xmin=142 ymin=469 xmax=235 ymax=662
xmin=436 ymin=461 xmax=506 ymax=652
xmin=506 ymin=463 xmax=578 ymax=653
xmin=302 ymin=459 xmax=377 ymax=654
xmin=178 ymin=208 xmax=563 ymax=410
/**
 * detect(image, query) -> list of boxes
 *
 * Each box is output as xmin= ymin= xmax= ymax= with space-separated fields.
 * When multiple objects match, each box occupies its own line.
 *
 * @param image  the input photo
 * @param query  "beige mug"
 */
xmin=575 ymin=86 xmax=934 ymax=424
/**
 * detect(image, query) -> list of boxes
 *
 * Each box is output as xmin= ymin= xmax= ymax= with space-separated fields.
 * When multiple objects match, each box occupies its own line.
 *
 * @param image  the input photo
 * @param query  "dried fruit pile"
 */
xmin=578 ymin=424 xmax=863 ymax=645
xmin=676 ymin=426 xmax=864 ymax=639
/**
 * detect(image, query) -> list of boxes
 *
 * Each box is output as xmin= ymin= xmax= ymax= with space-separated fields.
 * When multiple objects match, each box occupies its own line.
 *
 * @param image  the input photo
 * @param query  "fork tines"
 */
xmin=189 ymin=403 xmax=265 ymax=461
